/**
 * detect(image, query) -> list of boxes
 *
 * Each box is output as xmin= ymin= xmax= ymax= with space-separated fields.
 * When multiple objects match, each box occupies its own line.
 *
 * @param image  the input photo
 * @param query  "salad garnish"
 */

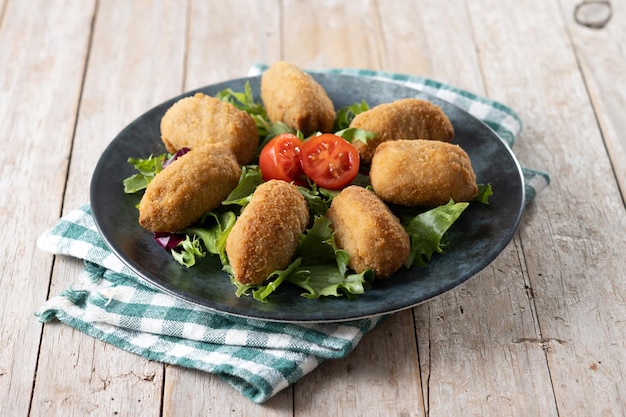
xmin=122 ymin=85 xmax=493 ymax=301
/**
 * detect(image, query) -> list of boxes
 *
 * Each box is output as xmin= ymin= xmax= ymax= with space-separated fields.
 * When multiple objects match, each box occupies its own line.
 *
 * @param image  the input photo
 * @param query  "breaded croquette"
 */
xmin=370 ymin=139 xmax=478 ymax=207
xmin=261 ymin=61 xmax=335 ymax=136
xmin=326 ymin=186 xmax=410 ymax=279
xmin=226 ymin=180 xmax=309 ymax=285
xmin=160 ymin=93 xmax=259 ymax=164
xmin=349 ymin=98 xmax=454 ymax=164
xmin=139 ymin=144 xmax=241 ymax=232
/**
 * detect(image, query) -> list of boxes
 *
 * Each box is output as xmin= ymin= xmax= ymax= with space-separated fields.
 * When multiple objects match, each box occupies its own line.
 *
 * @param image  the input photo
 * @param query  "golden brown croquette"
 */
xmin=369 ymin=139 xmax=478 ymax=207
xmin=326 ymin=186 xmax=410 ymax=279
xmin=139 ymin=144 xmax=241 ymax=232
xmin=226 ymin=180 xmax=310 ymax=285
xmin=349 ymin=98 xmax=454 ymax=164
xmin=261 ymin=61 xmax=335 ymax=136
xmin=160 ymin=93 xmax=259 ymax=164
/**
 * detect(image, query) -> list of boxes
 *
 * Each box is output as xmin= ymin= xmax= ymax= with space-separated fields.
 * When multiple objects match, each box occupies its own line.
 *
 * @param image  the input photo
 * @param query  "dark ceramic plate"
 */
xmin=90 ymin=74 xmax=525 ymax=323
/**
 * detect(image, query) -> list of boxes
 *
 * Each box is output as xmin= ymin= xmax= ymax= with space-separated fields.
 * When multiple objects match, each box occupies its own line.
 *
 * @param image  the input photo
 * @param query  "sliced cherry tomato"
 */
xmin=258 ymin=133 xmax=307 ymax=185
xmin=300 ymin=133 xmax=360 ymax=189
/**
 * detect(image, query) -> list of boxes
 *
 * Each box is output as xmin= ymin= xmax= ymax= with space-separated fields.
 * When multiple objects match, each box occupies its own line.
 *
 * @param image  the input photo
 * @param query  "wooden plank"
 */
xmin=371 ymin=0 xmax=435 ymax=78
xmin=281 ymin=0 xmax=383 ymax=69
xmin=376 ymin=1 xmax=559 ymax=415
xmin=415 ymin=240 xmax=559 ymax=416
xmin=163 ymin=366 xmax=292 ymax=416
xmin=184 ymin=0 xmax=282 ymax=90
xmin=294 ymin=311 xmax=425 ymax=417
xmin=160 ymin=1 xmax=293 ymax=415
xmin=561 ymin=0 xmax=626 ymax=199
xmin=30 ymin=1 xmax=189 ymax=415
xmin=0 ymin=1 xmax=95 ymax=416
xmin=466 ymin=0 xmax=626 ymax=415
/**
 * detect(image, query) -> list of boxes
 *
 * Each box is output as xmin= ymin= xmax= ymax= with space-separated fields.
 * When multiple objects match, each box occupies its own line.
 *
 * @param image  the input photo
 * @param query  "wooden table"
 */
xmin=2 ymin=0 xmax=625 ymax=415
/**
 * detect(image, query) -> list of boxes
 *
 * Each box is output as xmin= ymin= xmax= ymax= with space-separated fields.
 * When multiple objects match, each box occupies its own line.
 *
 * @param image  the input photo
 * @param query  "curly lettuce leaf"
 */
xmin=287 ymin=265 xmax=373 ymax=299
xmin=289 ymin=216 xmax=372 ymax=298
xmin=222 ymin=165 xmax=264 ymax=206
xmin=404 ymin=200 xmax=469 ymax=267
xmin=263 ymin=121 xmax=297 ymax=140
xmin=171 ymin=235 xmax=206 ymax=267
xmin=230 ymin=258 xmax=303 ymax=302
xmin=334 ymin=100 xmax=369 ymax=130
xmin=297 ymin=182 xmax=339 ymax=217
xmin=123 ymin=153 xmax=167 ymax=193
xmin=295 ymin=215 xmax=337 ymax=262
xmin=183 ymin=211 xmax=236 ymax=266
xmin=334 ymin=127 xmax=377 ymax=144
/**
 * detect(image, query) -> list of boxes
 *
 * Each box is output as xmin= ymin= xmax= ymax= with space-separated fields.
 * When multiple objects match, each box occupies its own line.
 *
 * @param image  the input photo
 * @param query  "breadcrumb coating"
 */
xmin=261 ymin=61 xmax=335 ymax=136
xmin=139 ymin=144 xmax=241 ymax=232
xmin=160 ymin=93 xmax=259 ymax=164
xmin=327 ymin=186 xmax=410 ymax=279
xmin=370 ymin=139 xmax=478 ymax=207
xmin=226 ymin=180 xmax=309 ymax=285
xmin=349 ymin=98 xmax=454 ymax=164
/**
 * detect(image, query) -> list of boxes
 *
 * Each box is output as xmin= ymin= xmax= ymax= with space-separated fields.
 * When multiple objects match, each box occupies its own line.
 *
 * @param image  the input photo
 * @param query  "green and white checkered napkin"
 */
xmin=37 ymin=65 xmax=549 ymax=404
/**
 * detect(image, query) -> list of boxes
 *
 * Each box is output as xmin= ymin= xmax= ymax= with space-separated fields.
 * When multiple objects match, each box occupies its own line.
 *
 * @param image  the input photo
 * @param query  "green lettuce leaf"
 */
xmin=334 ymin=100 xmax=369 ymax=130
xmin=295 ymin=215 xmax=337 ymax=261
xmin=222 ymin=165 xmax=264 ymax=206
xmin=183 ymin=211 xmax=236 ymax=266
xmin=334 ymin=127 xmax=377 ymax=144
xmin=403 ymin=200 xmax=469 ymax=267
xmin=286 ymin=265 xmax=373 ymax=299
xmin=230 ymin=258 xmax=303 ymax=302
xmin=263 ymin=121 xmax=297 ymax=140
xmin=171 ymin=235 xmax=206 ymax=267
xmin=123 ymin=153 xmax=167 ymax=193
xmin=474 ymin=183 xmax=493 ymax=204
xmin=297 ymin=182 xmax=339 ymax=217
xmin=289 ymin=216 xmax=373 ymax=298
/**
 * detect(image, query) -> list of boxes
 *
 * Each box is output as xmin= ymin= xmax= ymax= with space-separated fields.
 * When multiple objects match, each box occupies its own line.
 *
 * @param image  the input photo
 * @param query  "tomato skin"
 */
xmin=300 ymin=134 xmax=360 ymax=190
xmin=258 ymin=133 xmax=307 ymax=185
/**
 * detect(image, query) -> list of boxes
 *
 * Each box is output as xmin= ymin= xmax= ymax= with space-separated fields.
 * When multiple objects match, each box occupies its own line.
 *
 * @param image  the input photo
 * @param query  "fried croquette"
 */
xmin=226 ymin=180 xmax=309 ymax=285
xmin=370 ymin=139 xmax=478 ymax=207
xmin=160 ymin=93 xmax=259 ymax=164
xmin=139 ymin=144 xmax=241 ymax=232
xmin=261 ymin=61 xmax=335 ymax=136
xmin=326 ymin=186 xmax=410 ymax=279
xmin=349 ymin=98 xmax=454 ymax=164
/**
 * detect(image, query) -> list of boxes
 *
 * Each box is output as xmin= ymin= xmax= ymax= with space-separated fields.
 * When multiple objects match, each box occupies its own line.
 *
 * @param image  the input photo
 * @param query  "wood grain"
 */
xmin=30 ymin=1 xmax=187 ymax=415
xmin=468 ymin=0 xmax=626 ymax=415
xmin=282 ymin=0 xmax=383 ymax=70
xmin=561 ymin=0 xmax=626 ymax=199
xmin=163 ymin=366 xmax=293 ymax=416
xmin=185 ymin=0 xmax=282 ymax=90
xmin=0 ymin=1 xmax=95 ymax=416
xmin=293 ymin=311 xmax=425 ymax=417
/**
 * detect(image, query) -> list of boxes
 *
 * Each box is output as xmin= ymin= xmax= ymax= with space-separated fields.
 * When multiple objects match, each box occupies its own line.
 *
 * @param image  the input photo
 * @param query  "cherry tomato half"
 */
xmin=300 ymin=133 xmax=360 ymax=189
xmin=258 ymin=133 xmax=307 ymax=185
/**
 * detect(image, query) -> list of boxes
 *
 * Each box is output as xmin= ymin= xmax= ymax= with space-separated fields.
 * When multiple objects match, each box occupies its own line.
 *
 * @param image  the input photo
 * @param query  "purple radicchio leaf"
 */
xmin=162 ymin=147 xmax=190 ymax=169
xmin=154 ymin=232 xmax=185 ymax=253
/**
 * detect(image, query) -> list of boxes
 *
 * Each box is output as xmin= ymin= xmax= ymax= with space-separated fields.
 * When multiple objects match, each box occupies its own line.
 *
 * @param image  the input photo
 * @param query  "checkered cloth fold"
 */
xmin=37 ymin=65 xmax=549 ymax=404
